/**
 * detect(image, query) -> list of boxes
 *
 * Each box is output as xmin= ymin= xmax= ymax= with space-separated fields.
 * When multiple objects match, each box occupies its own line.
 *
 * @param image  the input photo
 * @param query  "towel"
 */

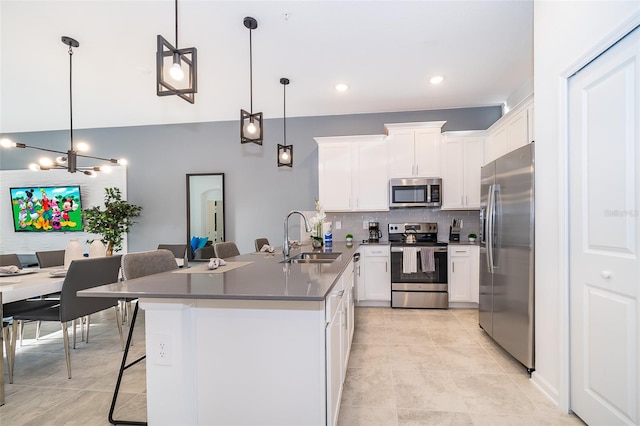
xmin=0 ymin=265 xmax=20 ymax=274
xmin=420 ymin=247 xmax=435 ymax=273
xmin=402 ymin=247 xmax=418 ymax=274
xmin=207 ymin=258 xmax=227 ymax=270
xmin=260 ymin=244 xmax=275 ymax=253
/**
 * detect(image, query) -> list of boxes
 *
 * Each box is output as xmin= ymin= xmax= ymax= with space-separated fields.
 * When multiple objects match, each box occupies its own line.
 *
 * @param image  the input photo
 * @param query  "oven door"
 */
xmin=390 ymin=246 xmax=448 ymax=285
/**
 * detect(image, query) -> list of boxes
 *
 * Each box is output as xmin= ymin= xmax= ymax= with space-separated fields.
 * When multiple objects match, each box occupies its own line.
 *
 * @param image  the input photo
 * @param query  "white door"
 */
xmin=569 ymin=26 xmax=640 ymax=425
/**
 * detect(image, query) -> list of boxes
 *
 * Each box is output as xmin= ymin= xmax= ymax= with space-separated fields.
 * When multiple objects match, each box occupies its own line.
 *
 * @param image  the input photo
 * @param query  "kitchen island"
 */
xmin=79 ymin=242 xmax=357 ymax=426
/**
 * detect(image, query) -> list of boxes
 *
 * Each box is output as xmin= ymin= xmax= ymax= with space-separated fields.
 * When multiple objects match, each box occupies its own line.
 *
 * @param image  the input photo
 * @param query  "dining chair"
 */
xmin=254 ymin=238 xmax=270 ymax=252
xmin=35 ymin=249 xmax=65 ymax=268
xmin=11 ymin=255 xmax=124 ymax=379
xmin=0 ymin=254 xmax=21 ymax=267
xmin=109 ymin=249 xmax=178 ymax=425
xmin=157 ymin=243 xmax=188 ymax=266
xmin=214 ymin=241 xmax=240 ymax=259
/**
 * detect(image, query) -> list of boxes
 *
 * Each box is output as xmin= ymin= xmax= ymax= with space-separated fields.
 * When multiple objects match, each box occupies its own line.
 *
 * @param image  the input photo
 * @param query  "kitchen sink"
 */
xmin=281 ymin=252 xmax=342 ymax=264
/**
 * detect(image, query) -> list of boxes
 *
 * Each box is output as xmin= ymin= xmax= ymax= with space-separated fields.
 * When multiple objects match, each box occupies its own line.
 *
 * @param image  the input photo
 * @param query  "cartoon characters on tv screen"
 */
xmin=10 ymin=186 xmax=82 ymax=231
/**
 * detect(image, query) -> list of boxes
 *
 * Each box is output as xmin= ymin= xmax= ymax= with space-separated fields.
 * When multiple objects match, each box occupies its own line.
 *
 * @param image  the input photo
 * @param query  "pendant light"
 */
xmin=277 ymin=78 xmax=293 ymax=167
xmin=240 ymin=16 xmax=263 ymax=145
xmin=0 ymin=36 xmax=126 ymax=176
xmin=156 ymin=0 xmax=197 ymax=103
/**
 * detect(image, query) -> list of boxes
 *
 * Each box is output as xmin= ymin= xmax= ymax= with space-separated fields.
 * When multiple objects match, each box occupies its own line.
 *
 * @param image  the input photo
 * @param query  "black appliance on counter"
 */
xmin=368 ymin=221 xmax=382 ymax=242
xmin=388 ymin=222 xmax=448 ymax=309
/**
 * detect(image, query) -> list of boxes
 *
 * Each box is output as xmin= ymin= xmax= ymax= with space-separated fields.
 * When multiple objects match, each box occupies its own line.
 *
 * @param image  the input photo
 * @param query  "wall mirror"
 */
xmin=186 ymin=173 xmax=225 ymax=259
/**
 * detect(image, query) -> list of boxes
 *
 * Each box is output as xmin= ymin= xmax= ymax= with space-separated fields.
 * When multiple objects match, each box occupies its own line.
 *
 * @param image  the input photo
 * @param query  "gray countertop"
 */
xmin=78 ymin=242 xmax=358 ymax=302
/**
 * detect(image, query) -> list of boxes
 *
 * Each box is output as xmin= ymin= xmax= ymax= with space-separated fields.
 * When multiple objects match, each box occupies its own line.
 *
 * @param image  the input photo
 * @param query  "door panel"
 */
xmin=569 ymin=26 xmax=639 ymax=425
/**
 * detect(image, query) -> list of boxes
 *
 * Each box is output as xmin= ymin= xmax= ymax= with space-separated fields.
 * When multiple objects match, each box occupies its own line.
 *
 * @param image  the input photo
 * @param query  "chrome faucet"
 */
xmin=283 ymin=210 xmax=312 ymax=260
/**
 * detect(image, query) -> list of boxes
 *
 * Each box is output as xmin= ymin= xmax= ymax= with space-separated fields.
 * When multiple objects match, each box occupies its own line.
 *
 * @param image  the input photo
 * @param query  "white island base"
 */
xmin=141 ymin=298 xmax=331 ymax=426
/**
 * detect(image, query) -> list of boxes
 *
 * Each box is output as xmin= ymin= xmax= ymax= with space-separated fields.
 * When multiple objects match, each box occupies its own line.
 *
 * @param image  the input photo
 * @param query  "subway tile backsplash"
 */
xmin=326 ymin=209 xmax=480 ymax=243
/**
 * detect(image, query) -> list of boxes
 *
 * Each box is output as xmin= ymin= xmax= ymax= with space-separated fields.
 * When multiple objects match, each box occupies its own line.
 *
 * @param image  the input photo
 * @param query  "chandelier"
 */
xmin=1 ymin=36 xmax=126 ymax=176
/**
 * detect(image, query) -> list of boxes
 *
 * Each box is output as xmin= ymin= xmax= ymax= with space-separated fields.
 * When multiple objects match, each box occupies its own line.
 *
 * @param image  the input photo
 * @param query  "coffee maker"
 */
xmin=368 ymin=221 xmax=382 ymax=242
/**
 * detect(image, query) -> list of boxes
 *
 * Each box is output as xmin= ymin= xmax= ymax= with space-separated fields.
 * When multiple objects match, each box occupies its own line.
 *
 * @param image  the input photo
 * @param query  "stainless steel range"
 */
xmin=389 ymin=222 xmax=448 ymax=309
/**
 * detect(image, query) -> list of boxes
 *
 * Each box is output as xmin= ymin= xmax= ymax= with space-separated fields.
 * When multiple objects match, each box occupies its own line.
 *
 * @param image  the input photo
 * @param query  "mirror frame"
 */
xmin=186 ymin=173 xmax=225 ymax=260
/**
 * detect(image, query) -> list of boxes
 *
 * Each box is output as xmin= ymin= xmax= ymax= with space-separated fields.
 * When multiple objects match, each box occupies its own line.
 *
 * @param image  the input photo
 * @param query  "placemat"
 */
xmin=173 ymin=261 xmax=254 ymax=274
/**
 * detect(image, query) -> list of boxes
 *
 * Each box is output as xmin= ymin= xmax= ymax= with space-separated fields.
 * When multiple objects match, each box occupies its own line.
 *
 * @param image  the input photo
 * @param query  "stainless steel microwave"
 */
xmin=389 ymin=178 xmax=442 ymax=208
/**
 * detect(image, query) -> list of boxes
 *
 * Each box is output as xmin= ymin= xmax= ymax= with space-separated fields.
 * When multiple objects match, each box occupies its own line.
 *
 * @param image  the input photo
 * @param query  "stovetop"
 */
xmin=388 ymin=222 xmax=447 ymax=246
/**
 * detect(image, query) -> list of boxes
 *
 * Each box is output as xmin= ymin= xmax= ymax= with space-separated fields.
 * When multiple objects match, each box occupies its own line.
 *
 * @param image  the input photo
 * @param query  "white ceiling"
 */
xmin=0 ymin=0 xmax=533 ymax=134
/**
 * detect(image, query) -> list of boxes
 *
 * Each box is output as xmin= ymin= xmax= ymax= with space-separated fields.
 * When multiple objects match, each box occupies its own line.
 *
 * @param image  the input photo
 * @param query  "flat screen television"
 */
xmin=9 ymin=186 xmax=83 ymax=232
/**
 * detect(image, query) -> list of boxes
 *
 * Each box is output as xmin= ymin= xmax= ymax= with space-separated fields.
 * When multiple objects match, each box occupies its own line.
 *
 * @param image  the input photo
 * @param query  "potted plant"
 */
xmin=468 ymin=233 xmax=477 ymax=243
xmin=83 ymin=187 xmax=142 ymax=256
xmin=345 ymin=233 xmax=354 ymax=243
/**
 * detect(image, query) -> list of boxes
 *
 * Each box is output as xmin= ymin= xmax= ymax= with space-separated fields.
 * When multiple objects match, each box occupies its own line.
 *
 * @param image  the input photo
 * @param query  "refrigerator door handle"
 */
xmin=486 ymin=184 xmax=495 ymax=273
xmin=492 ymin=184 xmax=501 ymax=270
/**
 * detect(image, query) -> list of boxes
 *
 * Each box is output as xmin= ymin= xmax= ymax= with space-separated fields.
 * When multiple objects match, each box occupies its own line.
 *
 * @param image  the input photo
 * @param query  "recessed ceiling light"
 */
xmin=335 ymin=83 xmax=349 ymax=92
xmin=430 ymin=75 xmax=444 ymax=85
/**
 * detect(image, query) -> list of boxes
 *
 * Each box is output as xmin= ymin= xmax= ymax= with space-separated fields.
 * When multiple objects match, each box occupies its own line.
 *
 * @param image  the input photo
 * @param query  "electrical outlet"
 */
xmin=152 ymin=333 xmax=172 ymax=366
xmin=335 ymin=221 xmax=342 ymax=230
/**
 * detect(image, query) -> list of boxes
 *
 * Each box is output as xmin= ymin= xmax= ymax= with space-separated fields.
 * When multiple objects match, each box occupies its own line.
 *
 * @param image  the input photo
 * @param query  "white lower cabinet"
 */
xmin=325 ymin=259 xmax=354 ymax=426
xmin=448 ymin=245 xmax=479 ymax=306
xmin=357 ymin=245 xmax=390 ymax=305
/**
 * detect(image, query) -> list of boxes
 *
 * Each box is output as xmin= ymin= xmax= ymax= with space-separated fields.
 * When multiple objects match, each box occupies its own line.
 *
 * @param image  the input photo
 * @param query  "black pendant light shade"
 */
xmin=156 ymin=0 xmax=197 ymax=103
xmin=240 ymin=16 xmax=263 ymax=145
xmin=277 ymin=78 xmax=293 ymax=167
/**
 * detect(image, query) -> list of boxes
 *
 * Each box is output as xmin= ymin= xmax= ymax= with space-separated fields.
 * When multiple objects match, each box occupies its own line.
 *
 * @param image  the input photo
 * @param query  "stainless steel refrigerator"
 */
xmin=479 ymin=142 xmax=534 ymax=371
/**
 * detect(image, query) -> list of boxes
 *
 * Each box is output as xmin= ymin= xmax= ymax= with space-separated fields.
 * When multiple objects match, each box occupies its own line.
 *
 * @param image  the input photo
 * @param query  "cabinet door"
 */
xmin=326 ymin=309 xmax=342 ymax=426
xmin=462 ymin=138 xmax=484 ymax=209
xmin=414 ymin=129 xmax=441 ymax=177
xmin=318 ymin=143 xmax=352 ymax=211
xmin=441 ymin=139 xmax=465 ymax=209
xmin=487 ymin=127 xmax=507 ymax=164
xmin=386 ymin=130 xmax=415 ymax=177
xmin=354 ymin=140 xmax=388 ymax=210
xmin=506 ymin=109 xmax=528 ymax=152
xmin=363 ymin=256 xmax=390 ymax=301
xmin=449 ymin=247 xmax=471 ymax=302
xmin=469 ymin=246 xmax=479 ymax=304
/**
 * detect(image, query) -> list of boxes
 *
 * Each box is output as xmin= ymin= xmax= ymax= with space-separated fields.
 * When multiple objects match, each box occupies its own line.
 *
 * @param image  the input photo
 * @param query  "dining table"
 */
xmin=0 ymin=267 xmax=65 ymax=406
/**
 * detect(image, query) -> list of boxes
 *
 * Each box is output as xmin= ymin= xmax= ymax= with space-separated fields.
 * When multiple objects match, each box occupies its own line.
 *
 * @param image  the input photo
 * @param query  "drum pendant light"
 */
xmin=156 ymin=0 xmax=197 ymax=103
xmin=240 ymin=17 xmax=263 ymax=145
xmin=277 ymin=78 xmax=293 ymax=167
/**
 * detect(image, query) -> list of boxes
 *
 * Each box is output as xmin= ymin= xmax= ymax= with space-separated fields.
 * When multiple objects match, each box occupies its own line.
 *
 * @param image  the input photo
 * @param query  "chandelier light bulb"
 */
xmin=1 ymin=138 xmax=16 ymax=148
xmin=335 ymin=83 xmax=349 ymax=92
xmin=55 ymin=156 xmax=67 ymax=165
xmin=29 ymin=163 xmax=39 ymax=171
xmin=429 ymin=75 xmax=444 ymax=85
xmin=280 ymin=151 xmax=290 ymax=161
xmin=76 ymin=141 xmax=89 ymax=152
xmin=39 ymin=157 xmax=54 ymax=167
xmin=118 ymin=158 xmax=128 ymax=166
xmin=101 ymin=165 xmax=112 ymax=173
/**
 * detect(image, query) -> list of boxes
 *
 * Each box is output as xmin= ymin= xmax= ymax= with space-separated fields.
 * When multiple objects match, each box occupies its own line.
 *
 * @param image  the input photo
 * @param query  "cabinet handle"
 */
xmin=452 ymin=262 xmax=455 ymax=273
xmin=385 ymin=261 xmax=388 ymax=273
xmin=461 ymin=195 xmax=464 ymax=205
xmin=465 ymin=195 xmax=468 ymax=205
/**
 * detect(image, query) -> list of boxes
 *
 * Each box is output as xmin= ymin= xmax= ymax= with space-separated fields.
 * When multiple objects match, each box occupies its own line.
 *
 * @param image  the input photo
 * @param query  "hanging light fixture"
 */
xmin=0 ymin=36 xmax=126 ymax=176
xmin=277 ymin=78 xmax=293 ymax=167
xmin=156 ymin=0 xmax=197 ymax=103
xmin=240 ymin=16 xmax=263 ymax=145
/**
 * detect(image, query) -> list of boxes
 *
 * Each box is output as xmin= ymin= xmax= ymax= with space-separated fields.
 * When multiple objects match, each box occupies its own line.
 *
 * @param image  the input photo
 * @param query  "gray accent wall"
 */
xmin=1 ymin=106 xmax=500 ymax=254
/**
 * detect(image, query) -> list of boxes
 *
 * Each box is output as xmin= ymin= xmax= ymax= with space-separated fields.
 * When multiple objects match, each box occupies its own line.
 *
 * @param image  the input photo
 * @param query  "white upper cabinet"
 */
xmin=441 ymin=132 xmax=485 ymax=210
xmin=485 ymin=95 xmax=534 ymax=164
xmin=385 ymin=121 xmax=446 ymax=178
xmin=316 ymin=135 xmax=388 ymax=212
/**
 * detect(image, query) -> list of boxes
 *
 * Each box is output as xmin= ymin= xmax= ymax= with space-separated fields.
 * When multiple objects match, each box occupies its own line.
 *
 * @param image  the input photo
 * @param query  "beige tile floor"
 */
xmin=0 ymin=306 xmax=584 ymax=425
xmin=339 ymin=307 xmax=585 ymax=426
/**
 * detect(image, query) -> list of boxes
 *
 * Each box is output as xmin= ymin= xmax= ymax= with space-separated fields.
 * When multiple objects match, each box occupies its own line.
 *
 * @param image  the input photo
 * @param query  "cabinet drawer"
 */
xmin=449 ymin=247 xmax=471 ymax=257
xmin=362 ymin=245 xmax=390 ymax=257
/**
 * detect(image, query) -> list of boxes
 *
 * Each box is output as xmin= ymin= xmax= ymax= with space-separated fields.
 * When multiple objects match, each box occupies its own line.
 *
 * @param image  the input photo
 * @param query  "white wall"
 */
xmin=533 ymin=0 xmax=640 ymax=410
xmin=0 ymin=167 xmax=127 ymax=255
